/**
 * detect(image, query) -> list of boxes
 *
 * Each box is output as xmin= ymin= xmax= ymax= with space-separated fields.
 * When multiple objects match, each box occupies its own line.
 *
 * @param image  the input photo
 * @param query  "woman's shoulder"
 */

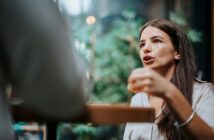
xmin=194 ymin=79 xmax=214 ymax=94
xmin=193 ymin=79 xmax=214 ymax=108
xmin=193 ymin=79 xmax=214 ymax=128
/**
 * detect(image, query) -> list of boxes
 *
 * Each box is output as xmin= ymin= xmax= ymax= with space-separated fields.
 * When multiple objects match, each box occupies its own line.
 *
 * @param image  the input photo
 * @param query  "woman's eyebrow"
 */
xmin=151 ymin=35 xmax=164 ymax=40
xmin=140 ymin=36 xmax=164 ymax=42
xmin=139 ymin=40 xmax=145 ymax=43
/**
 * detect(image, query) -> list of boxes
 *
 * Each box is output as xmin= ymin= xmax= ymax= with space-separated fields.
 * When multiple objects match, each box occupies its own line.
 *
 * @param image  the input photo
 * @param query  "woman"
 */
xmin=123 ymin=19 xmax=214 ymax=140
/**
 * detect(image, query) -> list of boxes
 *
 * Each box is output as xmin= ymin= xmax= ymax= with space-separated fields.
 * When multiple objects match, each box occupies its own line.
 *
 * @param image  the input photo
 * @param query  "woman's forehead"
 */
xmin=140 ymin=26 xmax=170 ymax=41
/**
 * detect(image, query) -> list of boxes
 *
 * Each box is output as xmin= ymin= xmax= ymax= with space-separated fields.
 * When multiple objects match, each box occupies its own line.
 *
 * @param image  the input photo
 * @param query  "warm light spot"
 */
xmin=86 ymin=16 xmax=96 ymax=25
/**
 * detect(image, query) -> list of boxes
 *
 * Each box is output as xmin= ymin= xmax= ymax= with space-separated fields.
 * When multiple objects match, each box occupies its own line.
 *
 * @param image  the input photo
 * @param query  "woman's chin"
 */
xmin=143 ymin=64 xmax=155 ymax=68
xmin=143 ymin=65 xmax=160 ymax=71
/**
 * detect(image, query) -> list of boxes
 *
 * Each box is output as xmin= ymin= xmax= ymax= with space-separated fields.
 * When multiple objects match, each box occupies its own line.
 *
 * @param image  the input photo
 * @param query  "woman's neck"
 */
xmin=154 ymin=64 xmax=176 ymax=81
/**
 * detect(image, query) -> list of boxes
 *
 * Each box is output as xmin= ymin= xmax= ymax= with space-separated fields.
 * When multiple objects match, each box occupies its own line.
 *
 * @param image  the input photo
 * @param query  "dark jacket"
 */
xmin=0 ymin=0 xmax=86 ymax=139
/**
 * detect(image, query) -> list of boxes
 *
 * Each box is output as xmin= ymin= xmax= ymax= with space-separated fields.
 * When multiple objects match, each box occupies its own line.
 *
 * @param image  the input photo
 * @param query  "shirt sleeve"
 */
xmin=195 ymin=83 xmax=214 ymax=130
xmin=130 ymin=93 xmax=150 ymax=107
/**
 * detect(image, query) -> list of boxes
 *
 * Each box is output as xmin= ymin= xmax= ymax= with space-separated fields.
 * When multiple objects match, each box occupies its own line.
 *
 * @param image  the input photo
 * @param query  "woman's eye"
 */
xmin=153 ymin=39 xmax=162 ymax=43
xmin=139 ymin=43 xmax=145 ymax=48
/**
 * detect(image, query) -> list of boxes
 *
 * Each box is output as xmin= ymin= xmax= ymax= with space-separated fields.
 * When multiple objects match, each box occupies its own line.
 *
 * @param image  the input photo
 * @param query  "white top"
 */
xmin=123 ymin=81 xmax=214 ymax=140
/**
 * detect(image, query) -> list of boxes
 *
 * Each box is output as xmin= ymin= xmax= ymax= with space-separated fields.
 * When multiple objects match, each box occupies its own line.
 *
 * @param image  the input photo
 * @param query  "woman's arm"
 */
xmin=128 ymin=67 xmax=214 ymax=139
xmin=164 ymin=84 xmax=214 ymax=140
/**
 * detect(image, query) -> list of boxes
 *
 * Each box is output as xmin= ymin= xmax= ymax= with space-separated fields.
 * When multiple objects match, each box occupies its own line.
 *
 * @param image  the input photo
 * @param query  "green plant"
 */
xmin=92 ymin=11 xmax=143 ymax=103
xmin=169 ymin=12 xmax=202 ymax=43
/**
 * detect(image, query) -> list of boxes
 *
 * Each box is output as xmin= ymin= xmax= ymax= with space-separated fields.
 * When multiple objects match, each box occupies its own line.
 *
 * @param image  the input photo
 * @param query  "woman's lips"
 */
xmin=143 ymin=56 xmax=154 ymax=64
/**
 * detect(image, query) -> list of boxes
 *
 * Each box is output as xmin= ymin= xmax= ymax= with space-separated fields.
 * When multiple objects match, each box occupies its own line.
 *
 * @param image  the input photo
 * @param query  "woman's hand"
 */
xmin=127 ymin=67 xmax=175 ymax=98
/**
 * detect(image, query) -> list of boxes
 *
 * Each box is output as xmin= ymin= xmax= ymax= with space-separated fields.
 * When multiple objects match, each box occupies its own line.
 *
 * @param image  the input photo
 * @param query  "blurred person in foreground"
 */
xmin=124 ymin=19 xmax=214 ymax=140
xmin=0 ymin=0 xmax=87 ymax=139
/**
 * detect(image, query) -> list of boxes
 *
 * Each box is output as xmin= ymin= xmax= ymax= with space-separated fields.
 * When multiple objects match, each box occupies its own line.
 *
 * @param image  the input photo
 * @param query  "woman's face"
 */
xmin=139 ymin=26 xmax=180 ymax=71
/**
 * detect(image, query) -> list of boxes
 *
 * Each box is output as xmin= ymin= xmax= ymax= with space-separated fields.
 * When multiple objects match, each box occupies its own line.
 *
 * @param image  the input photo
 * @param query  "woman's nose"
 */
xmin=143 ymin=42 xmax=152 ymax=53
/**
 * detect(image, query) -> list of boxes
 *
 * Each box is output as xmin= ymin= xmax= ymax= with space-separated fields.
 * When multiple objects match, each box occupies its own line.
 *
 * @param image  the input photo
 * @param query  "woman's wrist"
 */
xmin=174 ymin=109 xmax=197 ymax=128
xmin=162 ymin=83 xmax=178 ymax=103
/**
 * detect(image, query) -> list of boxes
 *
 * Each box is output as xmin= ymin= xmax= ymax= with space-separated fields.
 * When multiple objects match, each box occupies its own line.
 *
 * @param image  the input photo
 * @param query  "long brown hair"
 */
xmin=139 ymin=19 xmax=196 ymax=140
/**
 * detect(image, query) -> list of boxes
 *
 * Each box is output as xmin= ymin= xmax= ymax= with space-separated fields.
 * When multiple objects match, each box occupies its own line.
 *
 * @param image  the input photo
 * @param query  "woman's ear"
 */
xmin=174 ymin=52 xmax=181 ymax=60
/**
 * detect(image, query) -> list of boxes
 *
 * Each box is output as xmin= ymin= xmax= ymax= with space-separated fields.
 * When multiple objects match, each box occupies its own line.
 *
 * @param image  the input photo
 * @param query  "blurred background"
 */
xmin=15 ymin=0 xmax=214 ymax=140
